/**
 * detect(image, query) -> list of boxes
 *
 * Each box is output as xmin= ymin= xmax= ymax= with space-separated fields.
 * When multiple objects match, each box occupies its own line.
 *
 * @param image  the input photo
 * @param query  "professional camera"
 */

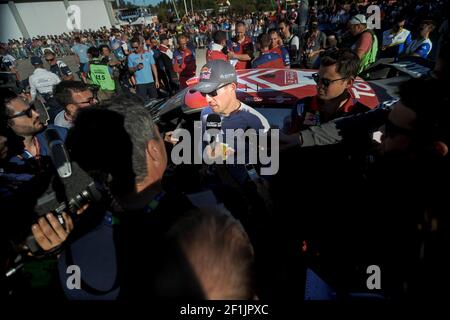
xmin=2 ymin=127 xmax=110 ymax=265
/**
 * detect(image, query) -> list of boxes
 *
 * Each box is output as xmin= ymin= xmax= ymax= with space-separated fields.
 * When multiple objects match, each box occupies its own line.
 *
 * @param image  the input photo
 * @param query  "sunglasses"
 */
xmin=45 ymin=58 xmax=55 ymax=62
xmin=8 ymin=105 xmax=35 ymax=119
xmin=200 ymin=83 xmax=230 ymax=98
xmin=312 ymin=73 xmax=346 ymax=87
xmin=75 ymin=97 xmax=97 ymax=106
xmin=132 ymin=46 xmax=139 ymax=50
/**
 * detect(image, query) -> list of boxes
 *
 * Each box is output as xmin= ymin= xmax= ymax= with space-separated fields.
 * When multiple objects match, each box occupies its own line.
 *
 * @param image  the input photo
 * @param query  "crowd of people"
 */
xmin=1 ymin=0 xmax=449 ymax=303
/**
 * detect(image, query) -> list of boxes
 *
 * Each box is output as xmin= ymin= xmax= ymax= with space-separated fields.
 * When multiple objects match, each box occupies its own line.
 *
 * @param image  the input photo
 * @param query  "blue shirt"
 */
xmin=406 ymin=38 xmax=432 ymax=59
xmin=9 ymin=125 xmax=68 ymax=166
xmin=72 ymin=44 xmax=90 ymax=64
xmin=201 ymin=103 xmax=270 ymax=183
xmin=128 ymin=51 xmax=156 ymax=84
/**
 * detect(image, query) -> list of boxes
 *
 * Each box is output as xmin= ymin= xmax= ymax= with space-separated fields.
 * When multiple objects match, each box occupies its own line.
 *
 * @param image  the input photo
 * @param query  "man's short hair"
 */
xmin=98 ymin=44 xmax=110 ymax=53
xmin=394 ymin=14 xmax=406 ymax=24
xmin=421 ymin=19 xmax=436 ymax=31
xmin=53 ymin=81 xmax=91 ymax=110
xmin=87 ymin=46 xmax=100 ymax=58
xmin=130 ymin=37 xmax=140 ymax=46
xmin=235 ymin=21 xmax=246 ymax=29
xmin=162 ymin=208 xmax=255 ymax=299
xmin=212 ymin=30 xmax=227 ymax=44
xmin=268 ymin=29 xmax=281 ymax=38
xmin=177 ymin=34 xmax=188 ymax=41
xmin=68 ymin=94 xmax=160 ymax=192
xmin=320 ymin=48 xmax=360 ymax=79
xmin=0 ymin=87 xmax=17 ymax=120
xmin=258 ymin=33 xmax=271 ymax=49
xmin=278 ymin=19 xmax=290 ymax=27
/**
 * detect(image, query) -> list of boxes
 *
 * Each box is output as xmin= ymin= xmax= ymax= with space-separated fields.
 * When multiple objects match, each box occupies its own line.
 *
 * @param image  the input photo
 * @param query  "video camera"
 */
xmin=21 ymin=128 xmax=105 ymax=254
xmin=4 ymin=124 xmax=109 ymax=262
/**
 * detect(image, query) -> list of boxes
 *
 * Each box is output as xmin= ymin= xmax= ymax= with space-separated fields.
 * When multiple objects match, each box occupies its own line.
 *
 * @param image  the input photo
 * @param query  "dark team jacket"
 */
xmin=287 ymin=93 xmax=371 ymax=133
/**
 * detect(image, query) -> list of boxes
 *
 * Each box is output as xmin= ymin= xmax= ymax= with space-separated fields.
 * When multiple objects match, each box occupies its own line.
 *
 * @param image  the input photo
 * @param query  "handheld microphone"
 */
xmin=205 ymin=113 xmax=222 ymax=157
xmin=44 ymin=128 xmax=72 ymax=178
xmin=33 ymin=99 xmax=50 ymax=125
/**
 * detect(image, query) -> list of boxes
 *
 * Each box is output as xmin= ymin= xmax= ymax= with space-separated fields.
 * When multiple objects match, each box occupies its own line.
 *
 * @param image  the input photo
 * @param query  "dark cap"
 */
xmin=190 ymin=60 xmax=237 ymax=94
xmin=159 ymin=34 xmax=168 ymax=41
xmin=30 ymin=56 xmax=43 ymax=65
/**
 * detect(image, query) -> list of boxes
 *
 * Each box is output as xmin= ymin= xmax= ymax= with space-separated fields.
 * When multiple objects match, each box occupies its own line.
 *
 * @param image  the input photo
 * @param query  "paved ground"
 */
xmin=16 ymin=48 xmax=207 ymax=82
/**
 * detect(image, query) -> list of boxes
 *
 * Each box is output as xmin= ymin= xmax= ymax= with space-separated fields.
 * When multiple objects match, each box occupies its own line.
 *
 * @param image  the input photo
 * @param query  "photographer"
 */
xmin=1 ymin=89 xmax=74 ymax=298
xmin=277 ymin=78 xmax=450 ymax=298
xmin=58 ymin=94 xmax=196 ymax=300
xmin=0 ymin=88 xmax=67 ymax=167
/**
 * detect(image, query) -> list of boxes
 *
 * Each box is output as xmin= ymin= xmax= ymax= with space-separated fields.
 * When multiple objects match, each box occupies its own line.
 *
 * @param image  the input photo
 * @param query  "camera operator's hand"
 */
xmin=31 ymin=212 xmax=74 ymax=252
xmin=164 ymin=131 xmax=179 ymax=145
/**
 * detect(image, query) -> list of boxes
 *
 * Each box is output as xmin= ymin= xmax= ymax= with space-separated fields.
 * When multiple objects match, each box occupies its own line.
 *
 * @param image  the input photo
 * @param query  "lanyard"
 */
xmin=144 ymin=191 xmax=166 ymax=215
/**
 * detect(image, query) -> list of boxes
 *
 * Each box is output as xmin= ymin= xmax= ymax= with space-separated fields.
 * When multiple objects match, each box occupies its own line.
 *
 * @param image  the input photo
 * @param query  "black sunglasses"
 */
xmin=75 ymin=97 xmax=97 ymax=105
xmin=8 ymin=105 xmax=35 ymax=119
xmin=200 ymin=83 xmax=230 ymax=98
xmin=312 ymin=73 xmax=346 ymax=87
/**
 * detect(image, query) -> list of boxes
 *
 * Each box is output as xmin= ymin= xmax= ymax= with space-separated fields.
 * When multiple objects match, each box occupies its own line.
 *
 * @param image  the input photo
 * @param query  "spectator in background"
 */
xmin=28 ymin=56 xmax=61 ymax=119
xmin=301 ymin=17 xmax=326 ymax=69
xmin=53 ymin=81 xmax=98 ymax=129
xmin=279 ymin=20 xmax=300 ymax=66
xmin=85 ymin=46 xmax=115 ymax=101
xmin=381 ymin=15 xmax=411 ymax=60
xmin=173 ymin=34 xmax=196 ymax=89
xmin=252 ymin=34 xmax=286 ymax=69
xmin=71 ymin=37 xmax=90 ymax=79
xmin=157 ymin=34 xmax=178 ymax=95
xmin=269 ymin=30 xmax=290 ymax=68
xmin=100 ymin=44 xmax=122 ymax=86
xmin=227 ymin=22 xmax=254 ymax=70
xmin=325 ymin=34 xmax=338 ymax=50
xmin=348 ymin=14 xmax=378 ymax=74
xmin=128 ymin=38 xmax=160 ymax=103
xmin=44 ymin=50 xmax=74 ymax=81
xmin=206 ymin=30 xmax=228 ymax=62
xmin=404 ymin=20 xmax=435 ymax=59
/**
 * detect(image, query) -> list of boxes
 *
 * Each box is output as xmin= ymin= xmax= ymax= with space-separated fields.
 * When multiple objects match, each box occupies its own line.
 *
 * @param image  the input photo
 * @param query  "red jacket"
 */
xmin=206 ymin=43 xmax=228 ymax=62
xmin=173 ymin=46 xmax=196 ymax=78
xmin=228 ymin=36 xmax=254 ymax=70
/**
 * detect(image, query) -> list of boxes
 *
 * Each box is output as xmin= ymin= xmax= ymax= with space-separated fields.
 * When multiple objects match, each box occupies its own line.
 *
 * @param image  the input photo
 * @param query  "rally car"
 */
xmin=148 ymin=68 xmax=380 ymax=133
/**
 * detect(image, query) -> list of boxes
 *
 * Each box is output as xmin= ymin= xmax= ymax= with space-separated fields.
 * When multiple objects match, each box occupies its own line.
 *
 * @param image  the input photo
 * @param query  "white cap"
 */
xmin=349 ymin=14 xmax=367 ymax=25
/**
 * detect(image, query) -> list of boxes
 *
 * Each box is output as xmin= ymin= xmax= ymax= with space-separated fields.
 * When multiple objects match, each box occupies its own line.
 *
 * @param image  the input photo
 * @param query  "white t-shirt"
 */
xmin=54 ymin=110 xmax=72 ymax=129
xmin=29 ymin=68 xmax=61 ymax=100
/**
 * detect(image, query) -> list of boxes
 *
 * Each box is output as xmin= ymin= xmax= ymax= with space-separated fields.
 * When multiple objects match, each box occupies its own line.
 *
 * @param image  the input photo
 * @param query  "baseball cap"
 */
xmin=30 ymin=56 xmax=43 ymax=65
xmin=349 ymin=14 xmax=367 ymax=25
xmin=190 ymin=60 xmax=237 ymax=94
